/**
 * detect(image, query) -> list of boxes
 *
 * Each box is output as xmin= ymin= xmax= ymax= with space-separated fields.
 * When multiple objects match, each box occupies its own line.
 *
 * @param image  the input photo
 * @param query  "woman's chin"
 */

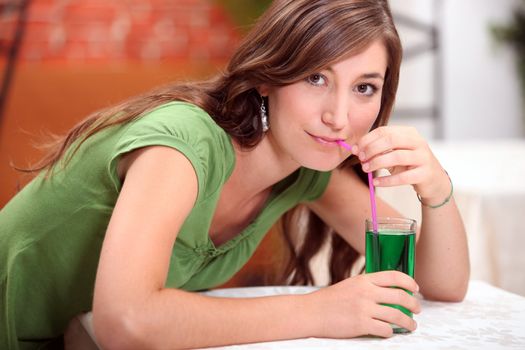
xmin=300 ymin=159 xmax=341 ymax=172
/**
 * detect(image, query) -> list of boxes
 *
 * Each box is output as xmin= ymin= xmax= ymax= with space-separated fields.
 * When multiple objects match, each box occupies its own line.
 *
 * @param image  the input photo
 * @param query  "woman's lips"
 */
xmin=307 ymin=132 xmax=345 ymax=146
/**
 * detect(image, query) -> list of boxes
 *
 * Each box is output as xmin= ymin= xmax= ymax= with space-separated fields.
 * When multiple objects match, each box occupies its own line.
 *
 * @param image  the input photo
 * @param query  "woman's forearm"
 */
xmin=416 ymin=197 xmax=470 ymax=301
xmin=93 ymin=288 xmax=316 ymax=350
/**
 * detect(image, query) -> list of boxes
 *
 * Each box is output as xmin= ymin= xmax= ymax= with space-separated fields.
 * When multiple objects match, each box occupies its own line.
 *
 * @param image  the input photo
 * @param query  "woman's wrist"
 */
xmin=417 ymin=170 xmax=453 ymax=209
xmin=300 ymin=290 xmax=327 ymax=338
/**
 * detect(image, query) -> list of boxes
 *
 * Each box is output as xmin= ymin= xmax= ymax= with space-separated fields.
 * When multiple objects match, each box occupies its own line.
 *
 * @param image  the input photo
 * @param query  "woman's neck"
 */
xmin=208 ymin=137 xmax=299 ymax=246
xmin=230 ymin=136 xmax=300 ymax=198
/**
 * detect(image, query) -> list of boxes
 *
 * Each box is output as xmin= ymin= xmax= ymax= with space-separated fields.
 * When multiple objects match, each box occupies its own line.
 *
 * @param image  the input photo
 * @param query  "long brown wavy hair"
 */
xmin=25 ymin=0 xmax=402 ymax=286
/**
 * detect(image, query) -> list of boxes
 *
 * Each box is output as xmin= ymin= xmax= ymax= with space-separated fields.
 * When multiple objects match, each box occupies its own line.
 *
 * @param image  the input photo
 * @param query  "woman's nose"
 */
xmin=321 ymin=98 xmax=348 ymax=130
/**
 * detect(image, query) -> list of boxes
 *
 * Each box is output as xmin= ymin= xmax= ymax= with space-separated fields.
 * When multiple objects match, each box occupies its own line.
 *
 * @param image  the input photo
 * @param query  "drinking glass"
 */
xmin=365 ymin=217 xmax=416 ymax=333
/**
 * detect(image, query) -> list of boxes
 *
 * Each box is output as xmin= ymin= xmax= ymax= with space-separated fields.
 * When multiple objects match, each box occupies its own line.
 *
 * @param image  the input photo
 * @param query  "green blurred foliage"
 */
xmin=214 ymin=0 xmax=272 ymax=30
xmin=492 ymin=0 xmax=525 ymax=97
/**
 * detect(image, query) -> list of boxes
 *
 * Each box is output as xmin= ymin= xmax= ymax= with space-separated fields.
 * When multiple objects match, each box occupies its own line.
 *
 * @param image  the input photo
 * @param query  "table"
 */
xmin=79 ymin=281 xmax=525 ymax=349
xmin=376 ymin=139 xmax=525 ymax=296
xmin=200 ymin=281 xmax=525 ymax=349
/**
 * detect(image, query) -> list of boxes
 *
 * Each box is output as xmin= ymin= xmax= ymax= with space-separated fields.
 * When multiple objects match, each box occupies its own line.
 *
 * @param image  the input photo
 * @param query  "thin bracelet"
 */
xmin=417 ymin=171 xmax=453 ymax=209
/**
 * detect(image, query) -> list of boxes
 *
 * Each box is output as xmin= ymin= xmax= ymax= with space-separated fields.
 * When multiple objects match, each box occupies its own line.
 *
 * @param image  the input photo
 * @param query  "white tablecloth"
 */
xmin=201 ymin=281 xmax=525 ymax=349
xmin=376 ymin=139 xmax=525 ymax=296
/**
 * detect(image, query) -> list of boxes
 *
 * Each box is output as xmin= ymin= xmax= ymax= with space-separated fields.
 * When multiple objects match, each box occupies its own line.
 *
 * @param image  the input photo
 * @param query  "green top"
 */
xmin=0 ymin=102 xmax=331 ymax=348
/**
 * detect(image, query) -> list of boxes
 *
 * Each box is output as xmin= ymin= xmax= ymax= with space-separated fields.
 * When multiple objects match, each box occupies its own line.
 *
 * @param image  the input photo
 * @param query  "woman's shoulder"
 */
xmin=118 ymin=100 xmax=232 ymax=156
xmin=112 ymin=101 xmax=235 ymax=199
xmin=135 ymin=101 xmax=219 ymax=132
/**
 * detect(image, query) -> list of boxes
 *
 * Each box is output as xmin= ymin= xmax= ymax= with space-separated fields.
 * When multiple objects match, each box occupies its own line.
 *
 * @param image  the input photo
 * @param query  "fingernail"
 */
xmin=362 ymin=163 xmax=369 ymax=171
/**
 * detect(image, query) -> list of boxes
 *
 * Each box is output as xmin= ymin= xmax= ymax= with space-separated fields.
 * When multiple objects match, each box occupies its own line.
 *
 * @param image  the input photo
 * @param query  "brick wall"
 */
xmin=17 ymin=0 xmax=241 ymax=62
xmin=0 ymin=0 xmax=243 ymax=206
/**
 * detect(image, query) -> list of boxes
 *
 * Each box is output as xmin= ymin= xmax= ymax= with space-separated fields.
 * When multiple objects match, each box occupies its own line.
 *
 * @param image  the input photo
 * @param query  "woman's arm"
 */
xmin=353 ymin=126 xmax=469 ymax=301
xmin=309 ymin=165 xmax=469 ymax=302
xmin=416 ymin=195 xmax=469 ymax=301
xmin=95 ymin=145 xmax=310 ymax=349
xmin=91 ymin=146 xmax=419 ymax=349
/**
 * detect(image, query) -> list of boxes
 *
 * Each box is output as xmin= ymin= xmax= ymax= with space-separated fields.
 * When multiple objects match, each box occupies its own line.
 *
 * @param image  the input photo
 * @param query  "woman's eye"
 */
xmin=306 ymin=73 xmax=326 ymax=86
xmin=356 ymin=83 xmax=377 ymax=96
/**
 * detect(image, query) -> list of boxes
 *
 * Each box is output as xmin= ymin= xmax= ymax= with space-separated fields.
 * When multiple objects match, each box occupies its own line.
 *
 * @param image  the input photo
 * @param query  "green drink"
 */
xmin=365 ymin=217 xmax=416 ymax=333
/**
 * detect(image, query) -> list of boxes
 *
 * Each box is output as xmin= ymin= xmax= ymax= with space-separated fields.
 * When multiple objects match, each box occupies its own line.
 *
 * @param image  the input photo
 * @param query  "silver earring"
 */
xmin=260 ymin=97 xmax=269 ymax=132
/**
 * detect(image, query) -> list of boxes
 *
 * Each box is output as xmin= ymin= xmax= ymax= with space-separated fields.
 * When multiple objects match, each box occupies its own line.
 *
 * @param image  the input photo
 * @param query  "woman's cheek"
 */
xmin=364 ymin=107 xmax=381 ymax=131
xmin=353 ymin=116 xmax=376 ymax=136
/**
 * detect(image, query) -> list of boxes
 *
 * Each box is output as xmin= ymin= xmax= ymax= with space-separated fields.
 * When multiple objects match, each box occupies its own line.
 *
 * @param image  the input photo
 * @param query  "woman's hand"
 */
xmin=349 ymin=126 xmax=470 ymax=302
xmin=307 ymin=271 xmax=420 ymax=338
xmin=352 ymin=126 xmax=450 ymax=206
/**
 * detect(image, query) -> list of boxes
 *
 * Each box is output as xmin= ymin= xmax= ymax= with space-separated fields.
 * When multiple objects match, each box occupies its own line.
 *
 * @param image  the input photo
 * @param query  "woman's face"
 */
xmin=262 ymin=39 xmax=388 ymax=171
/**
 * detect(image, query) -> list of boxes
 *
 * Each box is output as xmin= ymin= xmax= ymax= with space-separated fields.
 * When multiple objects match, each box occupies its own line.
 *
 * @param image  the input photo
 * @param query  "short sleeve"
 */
xmin=106 ymin=102 xmax=234 ymax=202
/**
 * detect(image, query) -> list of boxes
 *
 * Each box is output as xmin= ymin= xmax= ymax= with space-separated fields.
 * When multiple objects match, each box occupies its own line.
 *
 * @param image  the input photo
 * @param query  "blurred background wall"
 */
xmin=390 ymin=0 xmax=524 ymax=139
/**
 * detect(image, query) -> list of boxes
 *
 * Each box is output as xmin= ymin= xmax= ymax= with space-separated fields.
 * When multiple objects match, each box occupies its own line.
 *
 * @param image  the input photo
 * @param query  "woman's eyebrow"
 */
xmin=360 ymin=73 xmax=384 ymax=80
xmin=324 ymin=67 xmax=385 ymax=81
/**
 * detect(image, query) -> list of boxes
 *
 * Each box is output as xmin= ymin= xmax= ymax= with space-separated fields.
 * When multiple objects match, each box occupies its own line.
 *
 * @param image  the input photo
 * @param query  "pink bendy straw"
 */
xmin=336 ymin=140 xmax=378 ymax=233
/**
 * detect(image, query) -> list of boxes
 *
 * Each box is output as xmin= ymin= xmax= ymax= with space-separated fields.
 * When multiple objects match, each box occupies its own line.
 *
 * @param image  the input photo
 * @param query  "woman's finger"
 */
xmin=371 ymin=303 xmax=418 ymax=333
xmin=367 ymin=270 xmax=419 ymax=293
xmin=354 ymin=126 xmax=421 ymax=161
xmin=362 ymin=149 xmax=423 ymax=173
xmin=365 ymin=317 xmax=395 ymax=338
xmin=373 ymin=167 xmax=424 ymax=187
xmin=375 ymin=287 xmax=421 ymax=315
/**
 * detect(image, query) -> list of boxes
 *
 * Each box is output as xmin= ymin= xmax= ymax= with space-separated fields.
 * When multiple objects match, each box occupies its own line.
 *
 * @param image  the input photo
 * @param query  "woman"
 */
xmin=0 ymin=0 xmax=469 ymax=349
